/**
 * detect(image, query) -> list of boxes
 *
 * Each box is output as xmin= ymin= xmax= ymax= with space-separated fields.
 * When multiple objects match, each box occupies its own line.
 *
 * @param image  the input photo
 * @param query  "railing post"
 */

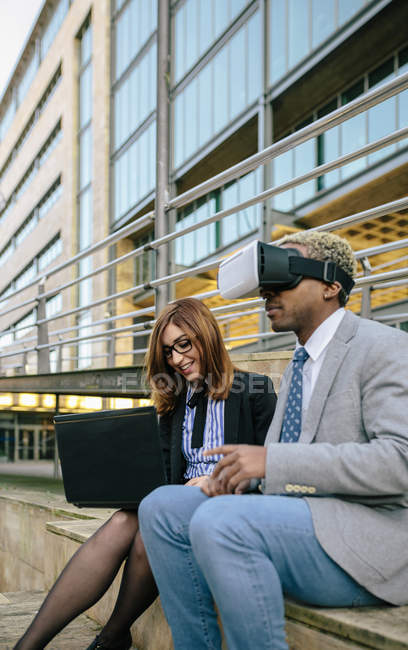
xmin=155 ymin=0 xmax=171 ymax=315
xmin=360 ymin=257 xmax=373 ymax=319
xmin=56 ymin=338 xmax=63 ymax=373
xmin=108 ymin=334 xmax=115 ymax=367
xmin=37 ymin=280 xmax=50 ymax=373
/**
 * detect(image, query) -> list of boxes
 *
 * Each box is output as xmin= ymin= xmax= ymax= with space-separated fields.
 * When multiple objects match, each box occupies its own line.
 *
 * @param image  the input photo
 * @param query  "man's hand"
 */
xmin=203 ymin=445 xmax=266 ymax=494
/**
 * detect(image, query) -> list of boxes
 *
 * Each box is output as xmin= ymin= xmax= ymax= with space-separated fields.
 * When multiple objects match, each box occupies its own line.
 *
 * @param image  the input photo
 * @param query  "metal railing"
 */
xmin=0 ymin=70 xmax=407 ymax=374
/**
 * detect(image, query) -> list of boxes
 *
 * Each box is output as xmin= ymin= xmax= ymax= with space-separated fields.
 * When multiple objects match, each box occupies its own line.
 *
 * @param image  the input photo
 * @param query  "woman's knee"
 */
xmin=106 ymin=509 xmax=139 ymax=541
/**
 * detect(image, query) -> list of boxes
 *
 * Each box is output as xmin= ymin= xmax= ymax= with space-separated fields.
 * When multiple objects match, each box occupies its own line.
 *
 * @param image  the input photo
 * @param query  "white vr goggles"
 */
xmin=217 ymin=240 xmax=354 ymax=300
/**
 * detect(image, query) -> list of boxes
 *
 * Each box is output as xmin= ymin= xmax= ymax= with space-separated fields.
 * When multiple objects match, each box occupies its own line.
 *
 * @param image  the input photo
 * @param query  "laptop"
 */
xmin=54 ymin=406 xmax=166 ymax=509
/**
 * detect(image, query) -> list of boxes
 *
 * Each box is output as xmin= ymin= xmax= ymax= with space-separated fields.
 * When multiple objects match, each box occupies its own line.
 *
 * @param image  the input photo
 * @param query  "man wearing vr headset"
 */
xmin=139 ymin=231 xmax=408 ymax=650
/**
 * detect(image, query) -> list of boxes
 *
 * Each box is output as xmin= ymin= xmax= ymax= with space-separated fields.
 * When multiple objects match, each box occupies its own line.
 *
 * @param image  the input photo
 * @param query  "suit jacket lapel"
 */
xmin=301 ymin=311 xmax=358 ymax=444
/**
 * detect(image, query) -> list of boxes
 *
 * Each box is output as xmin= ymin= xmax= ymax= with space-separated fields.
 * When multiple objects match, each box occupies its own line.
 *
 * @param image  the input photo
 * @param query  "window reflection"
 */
xmin=174 ymin=0 xmax=251 ymax=84
xmin=113 ymin=122 xmax=156 ymax=222
xmin=288 ymin=0 xmax=308 ymax=69
xmin=175 ymin=171 xmax=260 ymax=266
xmin=272 ymin=45 xmax=408 ymax=210
xmin=312 ymin=0 xmax=335 ymax=49
xmin=173 ymin=11 xmax=261 ymax=168
xmin=270 ymin=0 xmax=368 ymax=86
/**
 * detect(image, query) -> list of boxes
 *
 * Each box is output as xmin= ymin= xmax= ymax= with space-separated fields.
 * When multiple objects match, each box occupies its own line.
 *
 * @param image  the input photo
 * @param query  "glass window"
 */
xmin=273 ymin=149 xmax=293 ymax=212
xmin=79 ymin=188 xmax=93 ymax=250
xmin=214 ymin=0 xmax=228 ymax=39
xmin=174 ymin=3 xmax=185 ymax=82
xmin=113 ymin=121 xmax=156 ymax=222
xmin=174 ymin=93 xmax=184 ymax=169
xmin=46 ymin=293 xmax=62 ymax=319
xmin=0 ymin=100 xmax=16 ymax=142
xmin=38 ymin=182 xmax=62 ymax=220
xmin=80 ymin=22 xmax=93 ymax=66
xmin=15 ymin=311 xmax=36 ymax=340
xmin=41 ymin=0 xmax=70 ymax=60
xmin=173 ymin=11 xmax=260 ymax=169
xmin=38 ymin=237 xmax=62 ymax=271
xmin=368 ymin=59 xmax=396 ymax=165
xmin=312 ymin=0 xmax=335 ymax=49
xmin=317 ymin=124 xmax=340 ymax=190
xmin=221 ymin=182 xmax=239 ymax=246
xmin=198 ymin=65 xmax=212 ymax=148
xmin=0 ymin=243 xmax=13 ymax=268
xmin=80 ymin=66 xmax=92 ymax=128
xmin=114 ymin=42 xmax=156 ymax=151
xmin=247 ymin=10 xmax=261 ymax=104
xmin=77 ymin=310 xmax=92 ymax=369
xmin=199 ymin=0 xmax=213 ymax=55
xmin=114 ymin=0 xmax=157 ymax=81
xmin=175 ymin=195 xmax=217 ymax=266
xmin=184 ymin=77 xmax=198 ymax=161
xmin=221 ymin=171 xmax=260 ymax=247
xmin=338 ymin=0 xmax=364 ymax=26
xmin=195 ymin=200 xmax=216 ymax=261
xmin=173 ymin=0 xmax=251 ymax=82
xmin=15 ymin=263 xmax=36 ymax=292
xmin=288 ymin=0 xmax=309 ymax=69
xmin=213 ymin=47 xmax=228 ymax=134
xmin=185 ymin=0 xmax=198 ymax=76
xmin=294 ymin=139 xmax=315 ymax=205
xmin=237 ymin=171 xmax=261 ymax=237
xmin=229 ymin=19 xmax=248 ymax=119
xmin=17 ymin=53 xmax=38 ymax=105
xmin=175 ymin=205 xmax=196 ymax=267
xmin=270 ymin=0 xmax=286 ymax=85
xmin=398 ymin=48 xmax=408 ymax=130
xmin=341 ymin=78 xmax=364 ymax=104
xmin=340 ymin=113 xmax=366 ymax=179
xmin=15 ymin=215 xmax=37 ymax=248
xmin=78 ymin=258 xmax=93 ymax=307
xmin=79 ymin=128 xmax=93 ymax=189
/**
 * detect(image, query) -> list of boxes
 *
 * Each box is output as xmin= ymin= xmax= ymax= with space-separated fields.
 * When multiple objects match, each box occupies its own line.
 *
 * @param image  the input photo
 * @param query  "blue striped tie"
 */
xmin=280 ymin=347 xmax=309 ymax=443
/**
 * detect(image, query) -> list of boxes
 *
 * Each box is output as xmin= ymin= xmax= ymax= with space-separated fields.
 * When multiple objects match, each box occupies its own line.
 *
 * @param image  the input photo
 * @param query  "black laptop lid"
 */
xmin=54 ymin=406 xmax=166 ymax=508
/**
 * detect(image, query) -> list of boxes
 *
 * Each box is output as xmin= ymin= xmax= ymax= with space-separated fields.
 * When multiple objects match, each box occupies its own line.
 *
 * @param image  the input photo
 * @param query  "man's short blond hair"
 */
xmin=279 ymin=231 xmax=357 ymax=306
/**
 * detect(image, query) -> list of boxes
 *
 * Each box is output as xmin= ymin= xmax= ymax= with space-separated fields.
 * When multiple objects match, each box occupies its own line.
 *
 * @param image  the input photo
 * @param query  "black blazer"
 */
xmin=159 ymin=371 xmax=277 ymax=484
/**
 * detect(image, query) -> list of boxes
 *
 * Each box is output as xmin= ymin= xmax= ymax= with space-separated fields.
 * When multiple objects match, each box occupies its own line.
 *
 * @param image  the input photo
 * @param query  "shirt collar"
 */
xmin=297 ymin=308 xmax=345 ymax=362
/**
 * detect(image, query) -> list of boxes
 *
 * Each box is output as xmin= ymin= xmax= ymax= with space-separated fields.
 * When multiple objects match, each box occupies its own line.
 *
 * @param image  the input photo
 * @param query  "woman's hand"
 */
xmin=185 ymin=475 xmax=211 ymax=488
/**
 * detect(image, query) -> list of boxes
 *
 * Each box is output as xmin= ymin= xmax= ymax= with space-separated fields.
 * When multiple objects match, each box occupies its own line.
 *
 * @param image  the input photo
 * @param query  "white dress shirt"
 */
xmin=298 ymin=308 xmax=345 ymax=413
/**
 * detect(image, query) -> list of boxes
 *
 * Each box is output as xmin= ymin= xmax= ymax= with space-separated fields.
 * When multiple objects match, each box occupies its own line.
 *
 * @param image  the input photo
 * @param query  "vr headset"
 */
xmin=217 ymin=240 xmax=354 ymax=300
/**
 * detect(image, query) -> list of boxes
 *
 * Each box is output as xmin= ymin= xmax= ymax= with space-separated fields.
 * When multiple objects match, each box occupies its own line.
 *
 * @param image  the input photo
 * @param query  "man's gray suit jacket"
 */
xmin=263 ymin=310 xmax=408 ymax=605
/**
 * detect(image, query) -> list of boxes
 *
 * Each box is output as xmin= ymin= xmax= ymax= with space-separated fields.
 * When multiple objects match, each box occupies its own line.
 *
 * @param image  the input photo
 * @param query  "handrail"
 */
xmin=0 ymin=211 xmax=154 ymax=306
xmin=167 ymin=70 xmax=408 ymax=209
xmin=1 ymin=70 xmax=407 ymax=369
xmin=2 ymin=78 xmax=408 ymax=314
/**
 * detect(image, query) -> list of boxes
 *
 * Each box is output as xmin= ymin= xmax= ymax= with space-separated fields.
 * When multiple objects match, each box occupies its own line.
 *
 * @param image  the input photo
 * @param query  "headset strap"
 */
xmin=289 ymin=257 xmax=354 ymax=294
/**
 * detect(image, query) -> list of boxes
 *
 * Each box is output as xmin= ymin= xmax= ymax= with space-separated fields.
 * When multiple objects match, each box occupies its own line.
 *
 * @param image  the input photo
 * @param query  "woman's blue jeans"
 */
xmin=139 ymin=485 xmax=383 ymax=650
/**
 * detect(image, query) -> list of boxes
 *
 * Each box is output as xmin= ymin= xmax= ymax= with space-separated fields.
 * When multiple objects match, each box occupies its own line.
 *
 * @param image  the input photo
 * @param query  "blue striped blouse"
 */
xmin=182 ymin=384 xmax=224 ymax=479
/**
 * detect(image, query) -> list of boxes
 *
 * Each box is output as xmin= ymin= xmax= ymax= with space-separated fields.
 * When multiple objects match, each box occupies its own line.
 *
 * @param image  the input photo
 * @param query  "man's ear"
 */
xmin=323 ymin=281 xmax=342 ymax=301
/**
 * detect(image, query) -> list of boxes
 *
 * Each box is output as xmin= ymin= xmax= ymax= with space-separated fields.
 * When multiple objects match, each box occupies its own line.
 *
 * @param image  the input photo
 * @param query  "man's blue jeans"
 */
xmin=139 ymin=485 xmax=383 ymax=650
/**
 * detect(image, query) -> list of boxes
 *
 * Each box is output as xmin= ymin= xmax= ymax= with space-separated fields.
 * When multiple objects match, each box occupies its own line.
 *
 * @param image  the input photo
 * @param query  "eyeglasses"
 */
xmin=163 ymin=338 xmax=193 ymax=359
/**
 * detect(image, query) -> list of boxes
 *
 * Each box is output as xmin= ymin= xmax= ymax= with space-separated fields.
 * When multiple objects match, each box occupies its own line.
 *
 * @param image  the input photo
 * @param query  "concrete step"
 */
xmin=0 ymin=590 xmax=101 ymax=649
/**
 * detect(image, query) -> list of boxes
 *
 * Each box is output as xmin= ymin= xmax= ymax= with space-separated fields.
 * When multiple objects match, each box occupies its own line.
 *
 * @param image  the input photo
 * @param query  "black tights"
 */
xmin=14 ymin=510 xmax=158 ymax=649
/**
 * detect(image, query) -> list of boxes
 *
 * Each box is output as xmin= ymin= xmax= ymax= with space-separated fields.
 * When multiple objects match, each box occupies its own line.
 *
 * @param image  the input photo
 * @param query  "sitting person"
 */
xmin=139 ymin=232 xmax=408 ymax=650
xmin=14 ymin=297 xmax=276 ymax=650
